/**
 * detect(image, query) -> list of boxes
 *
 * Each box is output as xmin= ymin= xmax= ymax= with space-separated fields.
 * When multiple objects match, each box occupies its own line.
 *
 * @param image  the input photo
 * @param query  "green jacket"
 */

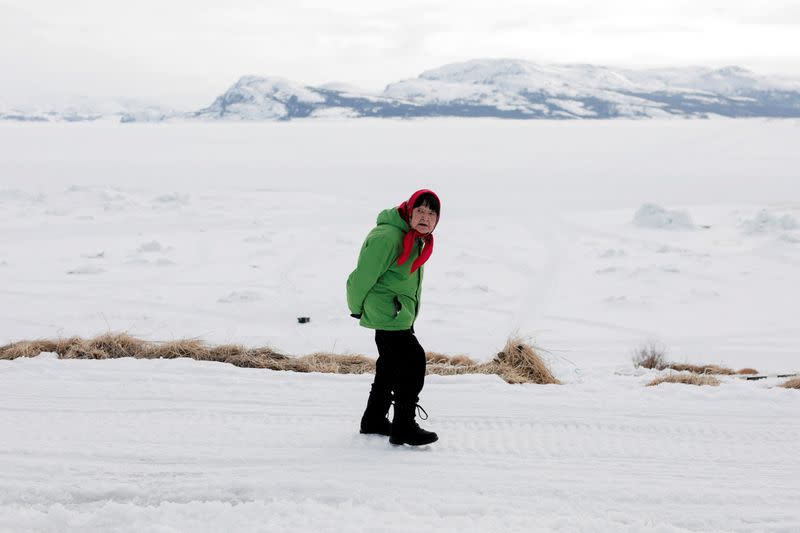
xmin=346 ymin=208 xmax=424 ymax=331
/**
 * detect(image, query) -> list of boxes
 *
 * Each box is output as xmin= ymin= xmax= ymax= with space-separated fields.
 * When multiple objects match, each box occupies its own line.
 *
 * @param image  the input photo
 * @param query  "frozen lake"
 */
xmin=2 ymin=119 xmax=798 ymax=370
xmin=2 ymin=119 xmax=800 ymax=532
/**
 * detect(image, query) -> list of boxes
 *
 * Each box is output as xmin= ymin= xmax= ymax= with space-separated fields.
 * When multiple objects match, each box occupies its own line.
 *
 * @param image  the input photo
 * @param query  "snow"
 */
xmin=1 ymin=118 xmax=800 ymax=531
xmin=418 ymin=59 xmax=800 ymax=95
xmin=1 ymin=354 xmax=799 ymax=532
xmin=86 ymin=59 xmax=800 ymax=122
xmin=546 ymin=98 xmax=597 ymax=117
xmin=194 ymin=76 xmax=326 ymax=120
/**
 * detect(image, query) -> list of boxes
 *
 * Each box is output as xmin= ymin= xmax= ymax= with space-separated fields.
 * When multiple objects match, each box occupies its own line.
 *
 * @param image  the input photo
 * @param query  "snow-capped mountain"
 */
xmin=0 ymin=98 xmax=172 ymax=123
xmin=187 ymin=59 xmax=800 ymax=121
xmin=5 ymin=60 xmax=800 ymax=122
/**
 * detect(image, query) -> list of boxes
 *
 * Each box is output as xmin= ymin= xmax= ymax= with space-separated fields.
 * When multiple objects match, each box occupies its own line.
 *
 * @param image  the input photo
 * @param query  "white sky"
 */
xmin=2 ymin=0 xmax=800 ymax=108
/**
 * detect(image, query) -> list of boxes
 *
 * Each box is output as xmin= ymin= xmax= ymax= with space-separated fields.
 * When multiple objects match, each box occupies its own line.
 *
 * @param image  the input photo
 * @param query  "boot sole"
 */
xmin=360 ymin=429 xmax=391 ymax=436
xmin=389 ymin=434 xmax=439 ymax=446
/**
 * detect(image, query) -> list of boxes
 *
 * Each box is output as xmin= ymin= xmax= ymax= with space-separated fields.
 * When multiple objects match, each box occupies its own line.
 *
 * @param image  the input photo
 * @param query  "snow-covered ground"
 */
xmin=2 ymin=354 xmax=799 ymax=532
xmin=1 ymin=119 xmax=799 ymax=531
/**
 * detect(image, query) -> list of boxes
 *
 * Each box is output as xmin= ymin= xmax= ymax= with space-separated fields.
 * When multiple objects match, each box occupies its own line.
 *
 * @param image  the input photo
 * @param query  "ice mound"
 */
xmin=154 ymin=193 xmax=190 ymax=204
xmin=633 ymin=204 xmax=693 ymax=230
xmin=740 ymin=209 xmax=799 ymax=235
xmin=137 ymin=241 xmax=164 ymax=253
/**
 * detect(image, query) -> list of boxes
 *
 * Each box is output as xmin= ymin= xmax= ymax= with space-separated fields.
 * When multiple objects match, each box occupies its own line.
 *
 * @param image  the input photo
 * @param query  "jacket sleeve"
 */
xmin=346 ymin=230 xmax=398 ymax=315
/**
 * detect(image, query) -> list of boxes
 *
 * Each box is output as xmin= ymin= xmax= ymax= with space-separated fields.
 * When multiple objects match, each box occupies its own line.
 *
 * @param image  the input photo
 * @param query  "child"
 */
xmin=346 ymin=189 xmax=441 ymax=446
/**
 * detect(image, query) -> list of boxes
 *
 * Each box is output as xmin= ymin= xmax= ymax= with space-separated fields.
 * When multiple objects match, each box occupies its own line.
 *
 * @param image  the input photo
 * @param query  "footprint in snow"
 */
xmin=67 ymin=265 xmax=105 ymax=275
xmin=595 ymin=266 xmax=620 ymax=275
xmin=656 ymin=245 xmax=687 ymax=254
xmin=243 ymin=233 xmax=274 ymax=243
xmin=137 ymin=241 xmax=170 ymax=253
xmin=218 ymin=291 xmax=263 ymax=304
xmin=153 ymin=193 xmax=190 ymax=205
xmin=599 ymin=249 xmax=625 ymax=258
xmin=124 ymin=258 xmax=150 ymax=266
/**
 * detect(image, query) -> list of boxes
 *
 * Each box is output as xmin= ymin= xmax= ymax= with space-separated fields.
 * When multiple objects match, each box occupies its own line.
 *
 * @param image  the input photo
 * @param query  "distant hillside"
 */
xmin=4 ymin=60 xmax=800 ymax=122
xmin=188 ymin=60 xmax=800 ymax=121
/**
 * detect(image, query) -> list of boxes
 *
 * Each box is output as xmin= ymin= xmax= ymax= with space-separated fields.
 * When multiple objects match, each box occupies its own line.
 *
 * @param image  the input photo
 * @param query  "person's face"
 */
xmin=410 ymin=204 xmax=438 ymax=234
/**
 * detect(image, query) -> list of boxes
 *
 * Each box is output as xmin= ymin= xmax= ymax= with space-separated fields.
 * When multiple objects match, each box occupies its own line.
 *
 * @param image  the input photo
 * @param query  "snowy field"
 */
xmin=1 ymin=119 xmax=799 ymax=531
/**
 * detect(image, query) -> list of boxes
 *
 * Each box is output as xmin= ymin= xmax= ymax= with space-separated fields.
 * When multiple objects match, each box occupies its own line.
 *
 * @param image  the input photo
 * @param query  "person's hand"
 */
xmin=350 ymin=313 xmax=362 ymax=319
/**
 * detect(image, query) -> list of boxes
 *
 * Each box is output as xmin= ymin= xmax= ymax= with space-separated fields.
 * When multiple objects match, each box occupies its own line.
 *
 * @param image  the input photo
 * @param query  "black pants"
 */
xmin=373 ymin=329 xmax=426 ymax=402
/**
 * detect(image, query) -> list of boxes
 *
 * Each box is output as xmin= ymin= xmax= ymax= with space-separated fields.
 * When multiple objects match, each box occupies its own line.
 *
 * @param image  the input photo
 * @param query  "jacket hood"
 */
xmin=376 ymin=207 xmax=410 ymax=232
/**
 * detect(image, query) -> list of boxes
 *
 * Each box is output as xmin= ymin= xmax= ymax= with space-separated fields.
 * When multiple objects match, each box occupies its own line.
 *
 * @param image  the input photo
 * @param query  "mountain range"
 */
xmin=4 ymin=59 xmax=800 ymax=122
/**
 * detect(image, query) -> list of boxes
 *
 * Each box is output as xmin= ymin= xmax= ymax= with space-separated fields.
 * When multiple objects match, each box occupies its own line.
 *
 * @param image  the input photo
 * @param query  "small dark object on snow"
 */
xmin=297 ymin=317 xmax=311 ymax=324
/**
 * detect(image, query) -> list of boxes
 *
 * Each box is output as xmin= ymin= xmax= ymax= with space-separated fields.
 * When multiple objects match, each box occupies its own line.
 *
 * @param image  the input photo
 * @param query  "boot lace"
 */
xmin=390 ymin=401 xmax=430 ymax=421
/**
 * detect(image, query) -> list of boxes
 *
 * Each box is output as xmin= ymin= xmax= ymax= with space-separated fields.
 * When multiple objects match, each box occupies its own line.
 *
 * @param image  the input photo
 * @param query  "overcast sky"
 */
xmin=2 ymin=0 xmax=799 ymax=108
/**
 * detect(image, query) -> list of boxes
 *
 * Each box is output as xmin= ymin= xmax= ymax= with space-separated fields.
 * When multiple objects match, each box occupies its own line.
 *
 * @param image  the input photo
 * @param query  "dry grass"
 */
xmin=631 ymin=343 xmax=757 ymax=376
xmin=0 ymin=339 xmax=62 ymax=360
xmin=780 ymin=377 xmax=800 ymax=389
xmin=647 ymin=373 xmax=721 ymax=387
xmin=425 ymin=352 xmax=451 ymax=365
xmin=293 ymin=353 xmax=375 ymax=374
xmin=424 ymin=352 xmax=477 ymax=366
xmin=147 ymin=339 xmax=209 ymax=360
xmin=491 ymin=337 xmax=560 ymax=385
xmin=425 ymin=352 xmax=479 ymax=376
xmin=0 ymin=333 xmax=558 ymax=385
xmin=665 ymin=363 xmax=736 ymax=375
xmin=633 ymin=343 xmax=667 ymax=370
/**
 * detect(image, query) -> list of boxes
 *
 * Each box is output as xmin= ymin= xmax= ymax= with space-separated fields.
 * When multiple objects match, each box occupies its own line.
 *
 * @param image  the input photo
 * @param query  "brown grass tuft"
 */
xmin=492 ymin=337 xmax=560 ymax=384
xmin=206 ymin=347 xmax=286 ymax=369
xmin=293 ymin=352 xmax=375 ymax=374
xmin=147 ymin=339 xmax=210 ymax=360
xmin=633 ymin=343 xmax=667 ymax=370
xmin=206 ymin=344 xmax=247 ymax=360
xmin=665 ymin=363 xmax=735 ymax=375
xmin=86 ymin=333 xmax=144 ymax=359
xmin=737 ymin=368 xmax=759 ymax=375
xmin=780 ymin=377 xmax=800 ymax=389
xmin=1 ymin=333 xmax=558 ymax=385
xmin=425 ymin=352 xmax=451 ymax=364
xmin=62 ymin=343 xmax=108 ymax=359
xmin=449 ymin=355 xmax=477 ymax=366
xmin=647 ymin=373 xmax=721 ymax=387
xmin=631 ymin=343 xmax=757 ymax=376
xmin=0 ymin=340 xmax=57 ymax=360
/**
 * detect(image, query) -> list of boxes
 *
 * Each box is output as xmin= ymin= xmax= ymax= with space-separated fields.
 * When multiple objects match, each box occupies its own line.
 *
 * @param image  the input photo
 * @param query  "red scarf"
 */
xmin=397 ymin=189 xmax=440 ymax=274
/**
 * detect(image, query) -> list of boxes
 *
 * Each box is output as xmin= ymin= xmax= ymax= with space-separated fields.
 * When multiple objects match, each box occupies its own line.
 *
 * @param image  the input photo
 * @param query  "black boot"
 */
xmin=389 ymin=399 xmax=438 ymax=446
xmin=360 ymin=384 xmax=393 ymax=436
